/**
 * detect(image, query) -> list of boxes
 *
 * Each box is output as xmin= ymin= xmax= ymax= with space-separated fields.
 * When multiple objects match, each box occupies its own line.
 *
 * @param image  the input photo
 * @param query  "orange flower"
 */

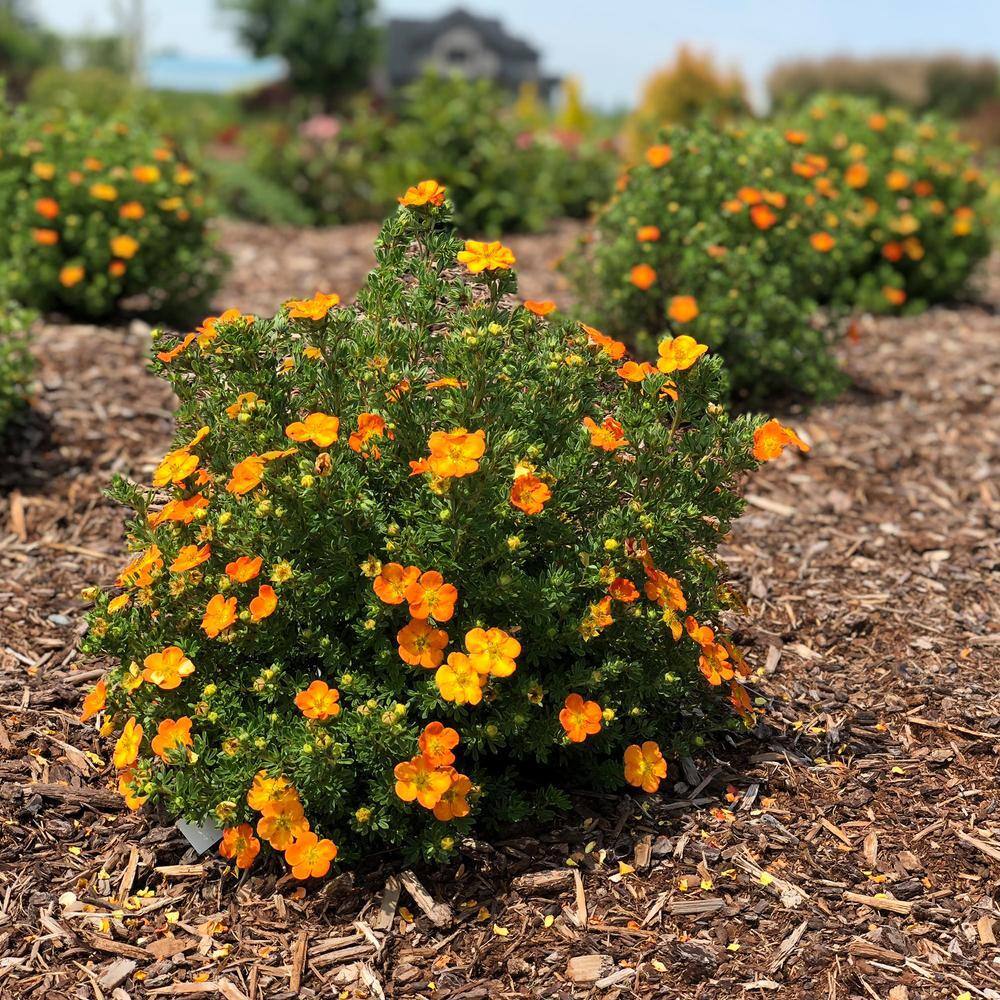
xmin=435 ymin=652 xmax=485 ymax=705
xmin=151 ymin=716 xmax=193 ymax=762
xmin=35 ymin=196 xmax=60 ymax=218
xmin=583 ymin=415 xmax=628 ymax=452
xmin=645 ymin=144 xmax=672 ymax=168
xmin=397 ymin=619 xmax=449 ymax=668
xmin=406 ymin=570 xmax=458 ymax=622
xmin=110 ymin=234 xmax=140 ymax=259
xmin=581 ymin=596 xmax=614 ymax=639
xmin=394 ymin=755 xmax=452 ymax=808
xmin=784 ymin=129 xmax=807 ymax=145
xmin=118 ymin=769 xmax=148 ymax=810
xmin=433 ymin=770 xmax=473 ymax=821
xmin=80 ymin=678 xmax=107 ymax=722
xmin=644 ymin=567 xmax=687 ymax=612
xmin=418 ymin=722 xmax=460 ymax=767
xmin=286 ymin=291 xmax=340 ymax=320
xmin=636 ymin=225 xmax=661 ymax=242
xmin=294 ymin=679 xmax=341 ymax=720
xmin=657 ymin=335 xmax=707 ymax=373
xmin=427 ymin=428 xmax=486 ymax=478
xmin=667 ymin=295 xmax=699 ymax=324
xmin=616 ymin=360 xmax=656 ymax=382
xmin=153 ymin=447 xmax=200 ymax=487
xmin=156 ymin=332 xmax=196 ymax=364
xmin=582 ymin=323 xmax=627 ymax=360
xmin=142 ymin=645 xmax=195 ymax=690
xmin=257 ymin=799 xmax=309 ymax=850
xmin=226 ymin=555 xmax=263 ymax=582
xmin=749 ymin=204 xmax=777 ymax=230
xmin=425 ymin=377 xmax=466 ymax=390
xmin=33 ymin=228 xmax=59 ymax=245
xmin=524 ymin=299 xmax=556 ymax=316
xmin=285 ymin=832 xmax=338 ymax=879
xmin=249 ymin=584 xmax=278 ymax=622
xmin=59 ymin=265 xmax=85 ymax=287
xmin=247 ymin=771 xmax=291 ymax=812
xmin=809 ymin=232 xmax=836 ymax=253
xmin=559 ymin=693 xmax=602 ymax=743
xmin=398 ymin=179 xmax=446 ymax=207
xmin=113 ymin=717 xmax=143 ymax=770
xmin=868 ymin=113 xmax=887 ymax=131
xmin=286 ymin=412 xmax=340 ymax=447
xmin=348 ymin=413 xmax=391 ymax=458
xmin=882 ymin=286 xmax=906 ymax=306
xmin=624 ymin=741 xmax=667 ymax=793
xmin=201 ymin=594 xmax=237 ymax=638
xmin=117 ymin=544 xmax=163 ymax=588
xmin=629 ymin=263 xmax=656 ymax=290
xmin=119 ymin=200 xmax=145 ymax=219
xmin=737 ymin=186 xmax=762 ymax=205
xmin=510 ymin=473 xmax=551 ymax=515
xmin=607 ymin=578 xmax=639 ymax=602
xmin=465 ymin=627 xmax=520 ymax=677
xmin=374 ymin=563 xmax=421 ymax=605
xmin=752 ymin=419 xmax=810 ymax=462
xmin=109 ymin=261 xmax=126 ymax=277
xmin=457 ymin=239 xmax=516 ymax=273
xmin=132 ymin=165 xmax=161 ymax=184
xmin=699 ymin=639 xmax=735 ymax=686
xmin=169 ymin=543 xmax=211 ymax=573
xmin=844 ymin=162 xmax=869 ymax=188
xmin=90 ymin=182 xmax=117 ymax=200
xmin=913 ymin=179 xmax=934 ymax=197
xmin=219 ymin=824 xmax=260 ymax=870
xmin=225 ymin=449 xmax=296 ymax=495
xmin=886 ymin=169 xmax=909 ymax=191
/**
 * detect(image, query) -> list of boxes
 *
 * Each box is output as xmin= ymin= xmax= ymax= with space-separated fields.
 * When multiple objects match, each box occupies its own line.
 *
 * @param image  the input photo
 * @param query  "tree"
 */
xmin=0 ymin=0 xmax=61 ymax=98
xmin=222 ymin=0 xmax=379 ymax=107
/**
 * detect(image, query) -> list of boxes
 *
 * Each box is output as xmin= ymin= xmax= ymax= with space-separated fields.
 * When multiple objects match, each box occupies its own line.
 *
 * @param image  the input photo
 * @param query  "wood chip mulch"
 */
xmin=0 ymin=231 xmax=997 ymax=1000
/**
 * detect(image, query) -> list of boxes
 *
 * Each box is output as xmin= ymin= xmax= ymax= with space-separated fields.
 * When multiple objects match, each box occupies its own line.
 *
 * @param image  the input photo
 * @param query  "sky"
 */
xmin=29 ymin=0 xmax=1000 ymax=108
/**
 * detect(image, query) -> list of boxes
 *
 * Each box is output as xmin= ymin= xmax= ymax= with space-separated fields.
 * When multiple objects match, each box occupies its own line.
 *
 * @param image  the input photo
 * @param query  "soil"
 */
xmin=0 ymin=222 xmax=997 ymax=999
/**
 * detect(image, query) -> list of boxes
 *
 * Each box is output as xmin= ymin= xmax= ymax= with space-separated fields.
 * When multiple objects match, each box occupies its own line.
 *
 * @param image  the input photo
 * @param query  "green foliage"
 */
xmin=0 ymin=285 xmax=33 ymax=436
xmin=783 ymin=95 xmax=993 ymax=313
xmin=566 ymin=122 xmax=865 ymax=404
xmin=0 ymin=0 xmax=61 ymax=98
xmin=0 ymin=104 xmax=225 ymax=320
xmin=82 ymin=196 xmax=767 ymax=869
xmin=223 ymin=0 xmax=380 ymax=107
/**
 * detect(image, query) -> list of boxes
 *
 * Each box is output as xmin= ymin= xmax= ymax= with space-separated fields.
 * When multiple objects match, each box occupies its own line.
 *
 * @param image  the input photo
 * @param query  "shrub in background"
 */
xmin=0 ymin=288 xmax=34 ymax=436
xmin=80 ymin=187 xmax=800 ymax=871
xmin=783 ymin=95 xmax=992 ymax=313
xmin=0 ymin=105 xmax=224 ymax=320
xmin=567 ymin=122 xmax=869 ymax=403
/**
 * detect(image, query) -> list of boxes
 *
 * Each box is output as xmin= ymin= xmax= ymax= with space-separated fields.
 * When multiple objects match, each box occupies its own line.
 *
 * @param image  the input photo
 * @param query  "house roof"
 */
xmin=385 ymin=7 xmax=540 ymax=84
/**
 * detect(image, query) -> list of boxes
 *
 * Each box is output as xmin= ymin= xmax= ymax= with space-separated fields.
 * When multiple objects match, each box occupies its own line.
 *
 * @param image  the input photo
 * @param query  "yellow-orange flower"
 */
xmin=583 ymin=415 xmax=628 ymax=452
xmin=225 ymin=449 xmax=296 ymax=495
xmin=750 ymin=204 xmax=777 ymax=230
xmin=374 ymin=562 xmax=421 ymax=605
xmin=427 ymin=428 xmax=486 ymax=478
xmin=59 ymin=265 xmax=85 ymax=288
xmin=219 ymin=824 xmax=260 ymax=870
xmin=285 ymin=412 xmax=340 ymax=447
xmin=285 ymin=832 xmax=338 ymax=879
xmin=406 ymin=570 xmax=458 ymax=623
xmin=397 ymin=619 xmax=449 ymax=668
xmin=132 ymin=165 xmax=161 ymax=184
xmin=435 ymin=652 xmax=485 ymax=705
xmin=110 ymin=234 xmax=140 ymax=259
xmin=510 ymin=473 xmax=551 ymax=515
xmin=607 ymin=577 xmax=639 ymax=603
xmin=142 ymin=645 xmax=195 ymax=690
xmin=645 ymin=144 xmax=672 ymax=168
xmin=80 ymin=678 xmax=107 ymax=722
xmin=751 ymin=419 xmax=810 ymax=462
xmin=226 ymin=555 xmax=262 ymax=583
xmin=246 ymin=771 xmax=291 ymax=812
xmin=35 ymin=197 xmax=59 ymax=219
xmin=394 ymin=754 xmax=452 ymax=808
xmin=249 ymin=584 xmax=278 ymax=622
xmin=201 ymin=595 xmax=237 ymax=638
xmin=294 ymin=680 xmax=341 ymax=720
xmin=418 ymin=722 xmax=460 ymax=767
xmin=33 ymin=228 xmax=59 ymax=246
xmin=169 ymin=543 xmax=211 ymax=573
xmin=667 ymin=295 xmax=699 ymax=324
xmin=456 ymin=240 xmax=515 ymax=273
xmin=118 ymin=769 xmax=148 ymax=810
xmin=465 ymin=627 xmax=520 ymax=677
xmin=286 ymin=292 xmax=340 ymax=320
xmin=113 ymin=717 xmax=143 ymax=770
xmin=89 ymin=183 xmax=118 ymax=201
xmin=348 ymin=413 xmax=390 ymax=458
xmin=583 ymin=323 xmax=627 ymax=360
xmin=559 ymin=693 xmax=602 ymax=743
xmin=629 ymin=263 xmax=656 ymax=290
xmin=809 ymin=232 xmax=836 ymax=253
xmin=844 ymin=162 xmax=869 ymax=188
xmin=636 ymin=225 xmax=661 ymax=242
xmin=657 ymin=334 xmax=707 ymax=374
xmin=624 ymin=741 xmax=667 ymax=793
xmin=119 ymin=200 xmax=145 ymax=220
xmin=257 ymin=798 xmax=309 ymax=850
xmin=433 ymin=770 xmax=473 ymax=821
xmin=523 ymin=299 xmax=556 ymax=316
xmin=398 ymin=179 xmax=446 ymax=207
xmin=117 ymin=544 xmax=163 ymax=587
xmin=616 ymin=360 xmax=656 ymax=382
xmin=151 ymin=716 xmax=193 ymax=762
xmin=882 ymin=286 xmax=907 ymax=306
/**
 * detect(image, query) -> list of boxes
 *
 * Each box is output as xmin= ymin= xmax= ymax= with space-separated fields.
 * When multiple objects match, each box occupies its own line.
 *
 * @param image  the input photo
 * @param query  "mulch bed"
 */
xmin=0 ymin=226 xmax=997 ymax=999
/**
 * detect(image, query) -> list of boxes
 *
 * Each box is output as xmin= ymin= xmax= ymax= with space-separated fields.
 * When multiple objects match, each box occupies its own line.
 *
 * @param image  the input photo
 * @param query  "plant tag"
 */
xmin=176 ymin=816 xmax=222 ymax=854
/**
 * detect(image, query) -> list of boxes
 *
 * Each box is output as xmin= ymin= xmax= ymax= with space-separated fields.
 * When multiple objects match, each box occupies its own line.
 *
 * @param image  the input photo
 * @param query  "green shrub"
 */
xmin=0 ymin=105 xmax=225 ymax=320
xmin=0 ymin=289 xmax=34 ymax=436
xmin=566 ymin=123 xmax=869 ymax=403
xmin=80 ymin=189 xmax=800 ymax=871
xmin=782 ymin=95 xmax=993 ymax=312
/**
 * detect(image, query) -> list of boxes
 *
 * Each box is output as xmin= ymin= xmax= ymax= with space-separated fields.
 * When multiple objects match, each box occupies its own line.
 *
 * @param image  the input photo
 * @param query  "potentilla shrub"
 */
xmin=0 ymin=289 xmax=34 ymax=435
xmin=566 ymin=122 xmax=869 ymax=403
xmin=0 ymin=106 xmax=224 ymax=319
xmin=81 ymin=185 xmax=807 ymax=873
xmin=782 ymin=95 xmax=992 ymax=313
